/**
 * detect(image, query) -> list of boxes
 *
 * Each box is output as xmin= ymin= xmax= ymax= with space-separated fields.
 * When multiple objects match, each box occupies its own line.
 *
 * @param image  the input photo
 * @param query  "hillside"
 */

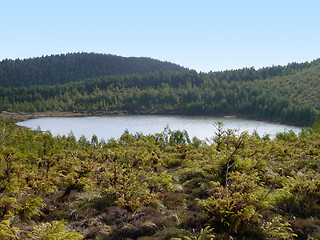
xmin=0 ymin=52 xmax=186 ymax=87
xmin=0 ymin=70 xmax=318 ymax=126
xmin=0 ymin=55 xmax=319 ymax=126
xmin=244 ymin=62 xmax=320 ymax=110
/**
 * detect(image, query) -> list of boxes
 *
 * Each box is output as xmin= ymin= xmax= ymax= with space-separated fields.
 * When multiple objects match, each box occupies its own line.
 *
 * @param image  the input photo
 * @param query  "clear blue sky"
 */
xmin=1 ymin=0 xmax=320 ymax=72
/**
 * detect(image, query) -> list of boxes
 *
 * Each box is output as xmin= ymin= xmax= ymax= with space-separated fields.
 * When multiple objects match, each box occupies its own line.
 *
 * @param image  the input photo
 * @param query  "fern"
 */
xmin=0 ymin=219 xmax=19 ymax=240
xmin=27 ymin=220 xmax=83 ymax=240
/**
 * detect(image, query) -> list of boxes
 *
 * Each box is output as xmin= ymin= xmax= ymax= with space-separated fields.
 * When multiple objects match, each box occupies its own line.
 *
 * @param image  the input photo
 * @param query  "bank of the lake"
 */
xmin=0 ymin=110 xmax=130 ymax=122
xmin=17 ymin=114 xmax=302 ymax=141
xmin=1 ymin=109 xmax=305 ymax=127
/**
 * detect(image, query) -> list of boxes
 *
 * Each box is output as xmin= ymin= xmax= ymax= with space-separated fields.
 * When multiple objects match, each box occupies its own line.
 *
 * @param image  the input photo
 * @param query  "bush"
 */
xmin=26 ymin=220 xmax=83 ymax=240
xmin=161 ymin=227 xmax=191 ymax=240
xmin=198 ymin=172 xmax=263 ymax=233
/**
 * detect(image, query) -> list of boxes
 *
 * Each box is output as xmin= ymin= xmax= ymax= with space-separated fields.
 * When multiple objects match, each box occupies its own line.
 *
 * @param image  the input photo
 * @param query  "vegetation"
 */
xmin=1 ymin=54 xmax=320 ymax=126
xmin=0 ymin=69 xmax=319 ymax=126
xmin=243 ymin=61 xmax=320 ymax=110
xmin=1 ymin=116 xmax=320 ymax=239
xmin=0 ymin=52 xmax=186 ymax=87
xmin=1 ymin=53 xmax=320 ymax=238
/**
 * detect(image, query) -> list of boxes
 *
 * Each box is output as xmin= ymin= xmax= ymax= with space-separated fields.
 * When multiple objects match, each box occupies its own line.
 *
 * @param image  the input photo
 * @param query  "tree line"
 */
xmin=0 ymin=53 xmax=186 ymax=87
xmin=1 ymin=52 xmax=319 ymax=88
xmin=0 ymin=70 xmax=318 ymax=126
xmin=1 ymin=54 xmax=319 ymax=127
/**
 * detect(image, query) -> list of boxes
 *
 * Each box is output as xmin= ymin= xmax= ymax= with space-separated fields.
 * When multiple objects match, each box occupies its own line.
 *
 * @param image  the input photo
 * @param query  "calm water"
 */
xmin=17 ymin=115 xmax=302 ymax=141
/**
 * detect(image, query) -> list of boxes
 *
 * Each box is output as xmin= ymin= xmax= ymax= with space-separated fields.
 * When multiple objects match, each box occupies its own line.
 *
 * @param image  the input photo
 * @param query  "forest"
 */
xmin=1 ymin=54 xmax=320 ymax=126
xmin=1 ymin=116 xmax=320 ymax=239
xmin=1 ymin=53 xmax=320 ymax=239
xmin=0 ymin=53 xmax=186 ymax=88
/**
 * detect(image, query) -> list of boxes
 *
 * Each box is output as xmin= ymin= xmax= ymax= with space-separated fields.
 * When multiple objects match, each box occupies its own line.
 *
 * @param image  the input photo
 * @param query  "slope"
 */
xmin=0 ymin=69 xmax=318 ymax=126
xmin=244 ymin=61 xmax=320 ymax=110
xmin=0 ymin=52 xmax=186 ymax=87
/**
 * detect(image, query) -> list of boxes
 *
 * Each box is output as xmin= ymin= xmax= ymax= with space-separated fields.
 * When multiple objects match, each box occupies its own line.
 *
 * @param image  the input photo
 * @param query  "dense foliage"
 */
xmin=0 ymin=53 xmax=186 ymax=87
xmin=0 ymin=69 xmax=318 ymax=126
xmin=0 ymin=54 xmax=319 ymax=126
xmin=1 ymin=117 xmax=320 ymax=239
xmin=243 ymin=62 xmax=320 ymax=110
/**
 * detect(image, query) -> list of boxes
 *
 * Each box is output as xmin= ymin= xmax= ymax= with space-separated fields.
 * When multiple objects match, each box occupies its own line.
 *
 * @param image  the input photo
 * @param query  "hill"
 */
xmin=0 ymin=52 xmax=186 ymax=87
xmin=243 ymin=61 xmax=320 ymax=110
xmin=0 ymin=54 xmax=319 ymax=126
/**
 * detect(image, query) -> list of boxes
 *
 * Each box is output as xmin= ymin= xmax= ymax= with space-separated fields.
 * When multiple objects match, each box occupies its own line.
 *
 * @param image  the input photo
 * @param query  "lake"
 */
xmin=16 ymin=115 xmax=302 ymax=141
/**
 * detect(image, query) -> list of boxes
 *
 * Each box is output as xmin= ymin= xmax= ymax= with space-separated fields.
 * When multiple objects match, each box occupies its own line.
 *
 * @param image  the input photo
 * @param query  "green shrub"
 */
xmin=0 ymin=219 xmax=19 ymax=240
xmin=26 ymin=220 xmax=83 ymax=240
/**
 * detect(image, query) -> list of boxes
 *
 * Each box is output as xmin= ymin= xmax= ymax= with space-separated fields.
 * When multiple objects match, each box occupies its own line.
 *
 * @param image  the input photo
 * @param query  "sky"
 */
xmin=1 ymin=0 xmax=320 ymax=72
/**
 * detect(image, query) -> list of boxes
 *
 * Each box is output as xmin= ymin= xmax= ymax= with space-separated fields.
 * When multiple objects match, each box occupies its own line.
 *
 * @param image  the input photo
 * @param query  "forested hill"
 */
xmin=242 ymin=60 xmax=320 ymax=109
xmin=0 ymin=53 xmax=186 ymax=87
xmin=0 ymin=55 xmax=319 ymax=126
xmin=207 ymin=58 xmax=320 ymax=82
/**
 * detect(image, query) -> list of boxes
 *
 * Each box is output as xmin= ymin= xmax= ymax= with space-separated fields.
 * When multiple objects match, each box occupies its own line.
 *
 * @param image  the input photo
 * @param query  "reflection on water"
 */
xmin=17 ymin=115 xmax=302 ymax=141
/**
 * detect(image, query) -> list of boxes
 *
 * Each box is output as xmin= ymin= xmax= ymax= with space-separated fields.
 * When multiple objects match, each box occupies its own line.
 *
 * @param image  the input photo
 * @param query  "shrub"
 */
xmin=198 ymin=172 xmax=263 ymax=233
xmin=262 ymin=216 xmax=297 ymax=240
xmin=26 ymin=220 xmax=83 ymax=240
xmin=0 ymin=219 xmax=19 ymax=240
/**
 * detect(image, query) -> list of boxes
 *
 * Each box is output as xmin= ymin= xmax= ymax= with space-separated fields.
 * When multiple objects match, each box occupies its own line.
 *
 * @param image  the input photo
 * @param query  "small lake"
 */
xmin=17 ymin=115 xmax=302 ymax=141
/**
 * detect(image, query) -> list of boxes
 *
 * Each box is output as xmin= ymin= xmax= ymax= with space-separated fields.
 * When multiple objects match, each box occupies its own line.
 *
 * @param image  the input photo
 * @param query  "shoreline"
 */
xmin=0 ymin=110 xmax=130 ymax=122
xmin=0 ymin=110 xmax=301 ymax=127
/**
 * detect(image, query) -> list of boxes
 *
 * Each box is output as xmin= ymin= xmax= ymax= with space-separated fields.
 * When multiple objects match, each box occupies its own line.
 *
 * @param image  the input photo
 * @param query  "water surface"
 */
xmin=17 ymin=115 xmax=302 ymax=141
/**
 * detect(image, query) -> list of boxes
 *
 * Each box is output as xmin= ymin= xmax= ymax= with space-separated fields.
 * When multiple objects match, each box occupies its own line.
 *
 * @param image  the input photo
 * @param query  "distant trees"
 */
xmin=0 ymin=54 xmax=319 ymax=127
xmin=0 ymin=70 xmax=318 ymax=126
xmin=0 ymin=53 xmax=186 ymax=88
